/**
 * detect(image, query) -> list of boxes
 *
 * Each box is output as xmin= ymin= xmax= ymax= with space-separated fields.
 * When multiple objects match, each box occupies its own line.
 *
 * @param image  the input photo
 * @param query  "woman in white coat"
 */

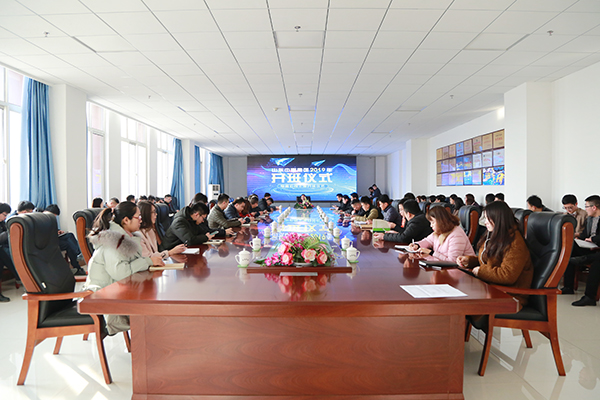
xmin=84 ymin=201 xmax=163 ymax=335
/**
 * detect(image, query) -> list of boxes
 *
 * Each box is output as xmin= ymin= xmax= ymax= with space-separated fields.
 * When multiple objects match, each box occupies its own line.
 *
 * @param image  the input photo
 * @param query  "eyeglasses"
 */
xmin=585 ymin=205 xmax=595 ymax=209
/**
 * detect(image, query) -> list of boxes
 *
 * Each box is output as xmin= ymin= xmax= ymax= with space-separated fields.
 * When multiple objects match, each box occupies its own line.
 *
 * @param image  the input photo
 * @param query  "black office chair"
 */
xmin=470 ymin=212 xmax=576 ymax=376
xmin=512 ymin=208 xmax=533 ymax=238
xmin=429 ymin=202 xmax=452 ymax=214
xmin=459 ymin=205 xmax=480 ymax=247
xmin=7 ymin=213 xmax=112 ymax=385
xmin=155 ymin=203 xmax=172 ymax=238
xmin=73 ymin=208 xmax=103 ymax=265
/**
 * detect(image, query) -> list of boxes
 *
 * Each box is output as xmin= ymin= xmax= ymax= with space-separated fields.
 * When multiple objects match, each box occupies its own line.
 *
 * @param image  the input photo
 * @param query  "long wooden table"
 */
xmin=79 ymin=208 xmax=516 ymax=400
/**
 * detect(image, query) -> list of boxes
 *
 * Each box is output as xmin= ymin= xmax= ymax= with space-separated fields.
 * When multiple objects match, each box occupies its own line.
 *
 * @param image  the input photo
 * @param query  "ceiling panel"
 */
xmin=97 ymin=12 xmax=166 ymax=35
xmin=327 ymin=9 xmax=387 ymax=31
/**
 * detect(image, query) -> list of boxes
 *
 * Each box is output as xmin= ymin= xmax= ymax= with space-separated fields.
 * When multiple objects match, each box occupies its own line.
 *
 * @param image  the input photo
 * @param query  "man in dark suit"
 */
xmin=562 ymin=195 xmax=600 ymax=306
xmin=378 ymin=194 xmax=403 ymax=233
xmin=374 ymin=200 xmax=433 ymax=243
xmin=372 ymin=184 xmax=382 ymax=199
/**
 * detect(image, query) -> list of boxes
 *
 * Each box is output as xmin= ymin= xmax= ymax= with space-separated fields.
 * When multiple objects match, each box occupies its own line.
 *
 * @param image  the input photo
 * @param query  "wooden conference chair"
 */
xmin=468 ymin=212 xmax=575 ymax=376
xmin=459 ymin=205 xmax=480 ymax=247
xmin=7 ymin=213 xmax=112 ymax=385
xmin=511 ymin=208 xmax=533 ymax=238
xmin=72 ymin=208 xmax=102 ymax=265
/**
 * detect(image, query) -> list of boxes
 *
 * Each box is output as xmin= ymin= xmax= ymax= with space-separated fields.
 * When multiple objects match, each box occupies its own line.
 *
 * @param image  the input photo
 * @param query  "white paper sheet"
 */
xmin=400 ymin=284 xmax=467 ymax=298
xmin=280 ymin=272 xmax=318 ymax=277
xmin=575 ymin=238 xmax=599 ymax=249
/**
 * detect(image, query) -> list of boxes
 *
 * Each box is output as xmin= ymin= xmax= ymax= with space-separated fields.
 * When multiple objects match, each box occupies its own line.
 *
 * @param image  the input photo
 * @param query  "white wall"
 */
xmin=552 ymin=61 xmax=600 ymax=210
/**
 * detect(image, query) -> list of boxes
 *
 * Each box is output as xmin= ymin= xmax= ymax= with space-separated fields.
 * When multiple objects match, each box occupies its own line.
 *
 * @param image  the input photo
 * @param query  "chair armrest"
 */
xmin=23 ymin=290 xmax=94 ymax=301
xmin=491 ymin=285 xmax=561 ymax=295
xmin=74 ymin=275 xmax=87 ymax=282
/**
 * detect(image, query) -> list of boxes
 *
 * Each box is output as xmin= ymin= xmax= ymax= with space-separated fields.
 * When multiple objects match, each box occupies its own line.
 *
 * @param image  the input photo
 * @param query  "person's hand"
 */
xmin=168 ymin=244 xmax=186 ymax=256
xmin=239 ymin=218 xmax=246 ymax=223
xmin=388 ymin=222 xmax=396 ymax=229
xmin=456 ymin=256 xmax=469 ymax=268
xmin=58 ymin=230 xmax=65 ymax=235
xmin=585 ymin=238 xmax=592 ymax=242
xmin=151 ymin=256 xmax=164 ymax=266
xmin=472 ymin=267 xmax=480 ymax=276
xmin=225 ymin=228 xmax=235 ymax=236
xmin=373 ymin=240 xmax=384 ymax=248
xmin=408 ymin=243 xmax=420 ymax=252
xmin=418 ymin=247 xmax=432 ymax=255
xmin=373 ymin=232 xmax=384 ymax=241
xmin=206 ymin=232 xmax=216 ymax=240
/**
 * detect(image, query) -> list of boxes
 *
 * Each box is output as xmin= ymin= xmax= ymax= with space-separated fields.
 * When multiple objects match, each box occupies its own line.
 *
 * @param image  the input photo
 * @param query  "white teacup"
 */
xmin=264 ymin=227 xmax=271 ymax=237
xmin=271 ymin=221 xmax=278 ymax=232
xmin=341 ymin=237 xmax=351 ymax=250
xmin=346 ymin=245 xmax=360 ymax=262
xmin=251 ymin=238 xmax=261 ymax=251
xmin=333 ymin=227 xmax=341 ymax=238
xmin=328 ymin=221 xmax=334 ymax=230
xmin=235 ymin=249 xmax=252 ymax=267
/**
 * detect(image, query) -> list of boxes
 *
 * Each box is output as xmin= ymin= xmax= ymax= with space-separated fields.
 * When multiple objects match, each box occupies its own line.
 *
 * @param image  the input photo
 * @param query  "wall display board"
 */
xmin=436 ymin=129 xmax=504 ymax=186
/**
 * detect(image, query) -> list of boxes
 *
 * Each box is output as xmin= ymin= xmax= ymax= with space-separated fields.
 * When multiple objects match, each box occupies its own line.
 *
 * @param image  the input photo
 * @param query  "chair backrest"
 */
xmin=72 ymin=208 xmax=103 ymax=264
xmin=458 ymin=205 xmax=480 ymax=246
xmin=8 ymin=213 xmax=76 ymax=326
xmin=423 ymin=202 xmax=431 ymax=213
xmin=391 ymin=199 xmax=401 ymax=211
xmin=429 ymin=202 xmax=452 ymax=214
xmin=155 ymin=203 xmax=172 ymax=238
xmin=512 ymin=208 xmax=533 ymax=237
xmin=525 ymin=212 xmax=576 ymax=315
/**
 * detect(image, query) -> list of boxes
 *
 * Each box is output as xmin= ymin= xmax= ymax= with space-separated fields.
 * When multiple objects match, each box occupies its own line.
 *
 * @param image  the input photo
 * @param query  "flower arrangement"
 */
xmin=294 ymin=196 xmax=313 ymax=209
xmin=256 ymin=233 xmax=335 ymax=267
xmin=265 ymin=273 xmax=329 ymax=301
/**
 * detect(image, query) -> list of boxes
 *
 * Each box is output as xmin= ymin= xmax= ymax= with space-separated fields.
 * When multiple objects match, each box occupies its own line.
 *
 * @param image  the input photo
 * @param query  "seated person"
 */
xmin=527 ymin=195 xmax=553 ymax=212
xmin=374 ymin=200 xmax=432 ymax=244
xmin=378 ymin=194 xmax=403 ymax=232
xmin=295 ymin=194 xmax=313 ymax=209
xmin=346 ymin=199 xmax=364 ymax=217
xmin=189 ymin=192 xmax=208 ymax=206
xmin=495 ymin=192 xmax=505 ymax=202
xmin=126 ymin=194 xmax=136 ymax=203
xmin=138 ymin=201 xmax=186 ymax=259
xmin=332 ymin=193 xmax=344 ymax=210
xmin=368 ymin=187 xmax=375 ymax=198
xmin=450 ymin=196 xmax=465 ymax=217
xmin=164 ymin=201 xmax=230 ymax=248
xmin=248 ymin=195 xmax=264 ymax=217
xmin=8 ymin=200 xmax=35 ymax=218
xmin=85 ymin=202 xmax=164 ymax=335
xmin=208 ymin=194 xmax=243 ymax=230
xmin=225 ymin=197 xmax=251 ymax=221
xmin=479 ymin=193 xmax=497 ymax=226
xmin=353 ymin=197 xmax=380 ymax=222
xmin=107 ymin=197 xmax=119 ymax=209
xmin=457 ymin=201 xmax=533 ymax=306
xmin=408 ymin=205 xmax=475 ymax=262
xmin=258 ymin=195 xmax=275 ymax=213
xmin=350 ymin=192 xmax=359 ymax=201
xmin=44 ymin=204 xmax=86 ymax=276
xmin=465 ymin=193 xmax=479 ymax=207
xmin=164 ymin=194 xmax=178 ymax=213
xmin=562 ymin=194 xmax=587 ymax=238
xmin=92 ymin=197 xmax=104 ymax=208
xmin=0 ymin=203 xmax=16 ymax=302
xmin=371 ymin=184 xmax=382 ymax=199
xmin=561 ymin=195 xmax=600 ymax=306
xmin=435 ymin=194 xmax=446 ymax=203
xmin=338 ymin=195 xmax=352 ymax=213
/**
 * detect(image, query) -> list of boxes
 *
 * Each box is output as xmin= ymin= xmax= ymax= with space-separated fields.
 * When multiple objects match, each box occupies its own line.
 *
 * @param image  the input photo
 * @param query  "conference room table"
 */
xmin=79 ymin=207 xmax=516 ymax=400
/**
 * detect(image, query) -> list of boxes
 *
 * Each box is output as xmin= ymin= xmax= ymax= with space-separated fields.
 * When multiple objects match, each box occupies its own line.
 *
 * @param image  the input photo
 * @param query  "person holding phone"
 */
xmin=456 ymin=201 xmax=533 ymax=306
xmin=85 ymin=202 xmax=164 ymax=335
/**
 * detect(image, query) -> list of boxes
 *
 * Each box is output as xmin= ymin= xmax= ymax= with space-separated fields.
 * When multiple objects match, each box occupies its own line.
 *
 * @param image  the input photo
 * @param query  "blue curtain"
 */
xmin=209 ymin=152 xmax=224 ymax=192
xmin=194 ymin=146 xmax=201 ymax=194
xmin=170 ymin=138 xmax=185 ymax=210
xmin=20 ymin=78 xmax=56 ymax=210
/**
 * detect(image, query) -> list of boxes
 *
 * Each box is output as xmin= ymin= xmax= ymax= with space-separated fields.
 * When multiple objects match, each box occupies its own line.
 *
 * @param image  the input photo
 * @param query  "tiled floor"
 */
xmin=1 ymin=281 xmax=599 ymax=400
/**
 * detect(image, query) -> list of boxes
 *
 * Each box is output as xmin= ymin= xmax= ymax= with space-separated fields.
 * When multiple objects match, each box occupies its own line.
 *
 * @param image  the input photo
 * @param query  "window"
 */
xmin=157 ymin=131 xmax=174 ymax=197
xmin=86 ymin=103 xmax=106 ymax=205
xmin=121 ymin=118 xmax=147 ymax=199
xmin=0 ymin=67 xmax=24 ymax=205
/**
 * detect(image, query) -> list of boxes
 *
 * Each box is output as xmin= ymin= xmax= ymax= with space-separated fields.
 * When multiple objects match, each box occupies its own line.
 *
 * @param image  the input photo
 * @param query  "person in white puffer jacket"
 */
xmin=84 ymin=201 xmax=163 ymax=335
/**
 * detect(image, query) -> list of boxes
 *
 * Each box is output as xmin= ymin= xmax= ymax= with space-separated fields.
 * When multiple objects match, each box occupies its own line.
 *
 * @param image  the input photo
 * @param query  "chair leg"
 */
xmin=91 ymin=316 xmax=112 ymax=385
xmin=478 ymin=315 xmax=494 ymax=376
xmin=465 ymin=321 xmax=472 ymax=342
xmin=123 ymin=331 xmax=131 ymax=353
xmin=83 ymin=334 xmax=89 ymax=341
xmin=548 ymin=331 xmax=566 ymax=376
xmin=17 ymin=336 xmax=38 ymax=385
xmin=53 ymin=337 xmax=63 ymax=355
xmin=522 ymin=330 xmax=532 ymax=348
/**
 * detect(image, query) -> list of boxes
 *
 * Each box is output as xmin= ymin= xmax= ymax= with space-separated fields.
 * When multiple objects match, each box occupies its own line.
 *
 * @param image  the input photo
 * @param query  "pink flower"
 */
xmin=303 ymin=279 xmax=317 ymax=292
xmin=316 ymin=251 xmax=328 ymax=265
xmin=278 ymin=242 xmax=290 ymax=255
xmin=281 ymin=252 xmax=294 ymax=265
xmin=318 ymin=274 xmax=328 ymax=286
xmin=301 ymin=249 xmax=317 ymax=262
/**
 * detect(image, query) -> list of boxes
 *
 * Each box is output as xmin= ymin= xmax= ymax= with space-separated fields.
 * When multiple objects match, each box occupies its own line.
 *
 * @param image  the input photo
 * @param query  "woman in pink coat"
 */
xmin=408 ymin=206 xmax=475 ymax=261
